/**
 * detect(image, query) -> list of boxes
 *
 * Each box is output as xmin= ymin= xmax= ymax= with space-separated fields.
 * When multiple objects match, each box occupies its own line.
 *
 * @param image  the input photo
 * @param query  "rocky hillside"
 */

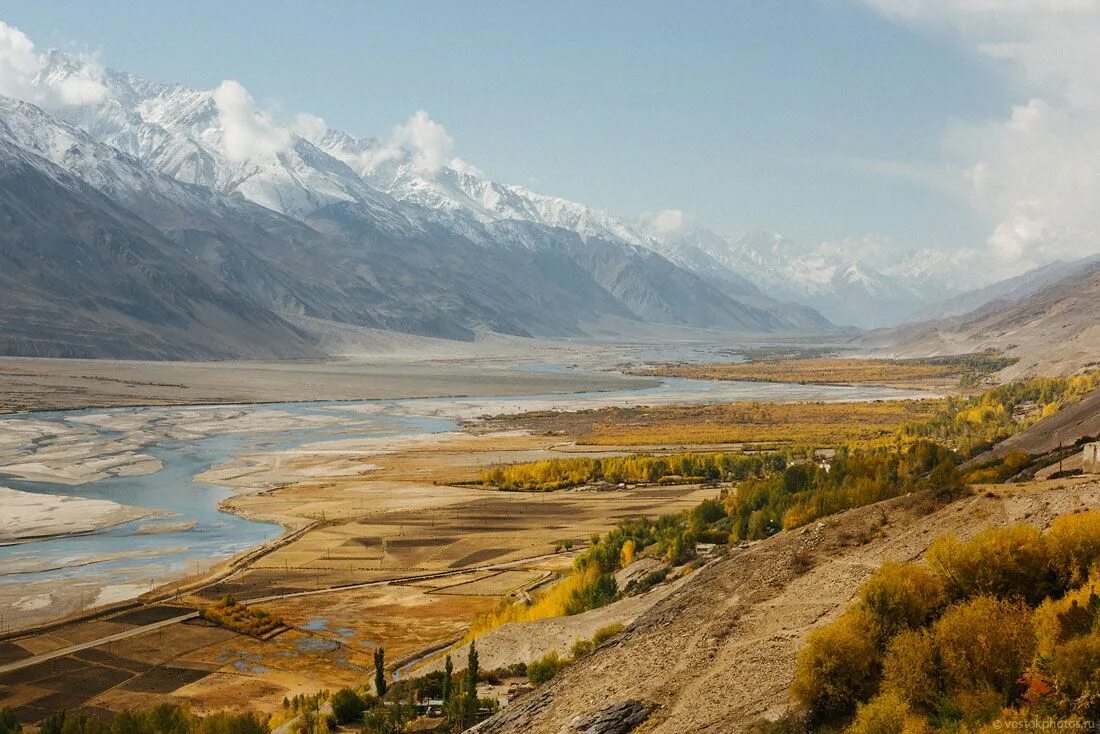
xmin=0 ymin=135 xmax=317 ymax=360
xmin=858 ymin=258 xmax=1100 ymax=377
xmin=476 ymin=479 xmax=1100 ymax=733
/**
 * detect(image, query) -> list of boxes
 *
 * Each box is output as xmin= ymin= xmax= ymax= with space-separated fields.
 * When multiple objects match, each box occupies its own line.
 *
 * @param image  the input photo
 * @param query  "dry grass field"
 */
xmin=628 ymin=357 xmax=974 ymax=388
xmin=477 ymin=399 xmax=944 ymax=448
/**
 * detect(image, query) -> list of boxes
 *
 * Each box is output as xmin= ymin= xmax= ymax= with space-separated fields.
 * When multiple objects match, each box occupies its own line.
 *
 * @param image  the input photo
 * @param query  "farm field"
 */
xmin=0 ymin=423 xmax=714 ymax=722
xmin=475 ymin=399 xmax=944 ymax=449
xmin=627 ymin=355 xmax=1011 ymax=389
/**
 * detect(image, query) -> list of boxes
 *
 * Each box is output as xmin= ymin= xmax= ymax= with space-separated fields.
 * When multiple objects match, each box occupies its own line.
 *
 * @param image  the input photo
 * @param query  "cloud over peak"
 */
xmin=212 ymin=80 xmax=292 ymax=162
xmin=647 ymin=208 xmax=691 ymax=237
xmin=0 ymin=20 xmax=107 ymax=108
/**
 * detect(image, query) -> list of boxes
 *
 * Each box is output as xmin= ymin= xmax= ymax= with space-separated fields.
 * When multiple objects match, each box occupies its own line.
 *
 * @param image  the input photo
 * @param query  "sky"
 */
xmin=3 ymin=1 xmax=1098 ymax=278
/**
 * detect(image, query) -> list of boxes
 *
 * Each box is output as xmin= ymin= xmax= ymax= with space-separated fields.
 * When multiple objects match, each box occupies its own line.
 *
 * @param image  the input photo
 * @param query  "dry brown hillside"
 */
xmin=477 ymin=478 xmax=1100 ymax=734
xmin=863 ymin=261 xmax=1100 ymax=378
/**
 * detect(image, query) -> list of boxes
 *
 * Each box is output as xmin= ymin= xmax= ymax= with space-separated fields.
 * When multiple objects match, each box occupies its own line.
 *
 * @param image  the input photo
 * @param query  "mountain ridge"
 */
xmin=0 ymin=89 xmax=833 ymax=359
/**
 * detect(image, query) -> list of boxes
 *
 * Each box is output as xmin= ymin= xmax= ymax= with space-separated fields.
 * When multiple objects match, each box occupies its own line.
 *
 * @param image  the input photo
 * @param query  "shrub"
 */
xmin=195 ymin=712 xmax=268 ymax=734
xmin=570 ymin=638 xmax=594 ymax=658
xmin=330 ymin=688 xmax=366 ymax=725
xmin=881 ymin=630 xmax=939 ymax=713
xmin=362 ymin=702 xmax=412 ymax=734
xmin=39 ymin=712 xmax=109 ymax=734
xmin=626 ymin=568 xmax=669 ymax=595
xmin=926 ymin=525 xmax=1056 ymax=604
xmin=1047 ymin=510 xmax=1100 ymax=584
xmin=792 ymin=606 xmax=881 ymax=719
xmin=592 ymin=623 xmax=625 ymax=647
xmin=468 ymin=564 xmax=615 ymax=638
xmin=932 ymin=596 xmax=1036 ymax=700
xmin=950 ymin=687 xmax=1006 ymax=728
xmin=1050 ymin=633 xmax=1100 ymax=701
xmin=619 ymin=538 xmax=636 ymax=566
xmin=844 ymin=692 xmax=911 ymax=734
xmin=1032 ymin=578 xmax=1100 ymax=657
xmin=200 ymin=598 xmax=282 ymax=638
xmin=859 ymin=561 xmax=946 ymax=640
xmin=0 ymin=707 xmax=21 ymax=734
xmin=527 ymin=651 xmax=563 ymax=685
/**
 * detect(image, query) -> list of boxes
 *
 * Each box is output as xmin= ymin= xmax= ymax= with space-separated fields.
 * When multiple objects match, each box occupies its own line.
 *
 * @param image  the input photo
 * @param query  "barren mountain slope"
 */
xmin=478 ymin=479 xmax=1100 ymax=733
xmin=0 ymin=138 xmax=319 ymax=360
xmin=861 ymin=260 xmax=1100 ymax=377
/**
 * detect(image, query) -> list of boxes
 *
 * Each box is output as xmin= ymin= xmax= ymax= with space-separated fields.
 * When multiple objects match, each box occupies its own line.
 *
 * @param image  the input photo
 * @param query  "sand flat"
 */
xmin=0 ymin=486 xmax=162 ymax=545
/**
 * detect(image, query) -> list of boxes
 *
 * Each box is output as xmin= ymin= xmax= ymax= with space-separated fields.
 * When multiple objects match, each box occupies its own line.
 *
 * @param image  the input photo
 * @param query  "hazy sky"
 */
xmin=4 ymin=1 xmax=1097 ymax=276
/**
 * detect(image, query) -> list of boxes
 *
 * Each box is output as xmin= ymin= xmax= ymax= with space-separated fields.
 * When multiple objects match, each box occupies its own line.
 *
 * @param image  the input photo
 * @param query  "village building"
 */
xmin=1084 ymin=442 xmax=1100 ymax=474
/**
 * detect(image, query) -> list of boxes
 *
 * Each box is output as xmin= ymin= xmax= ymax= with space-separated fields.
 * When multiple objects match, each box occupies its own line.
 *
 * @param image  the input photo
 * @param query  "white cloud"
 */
xmin=0 ymin=21 xmax=41 ymax=101
xmin=860 ymin=1 xmax=1100 ymax=278
xmin=0 ymin=20 xmax=106 ymax=107
xmin=330 ymin=109 xmax=461 ymax=177
xmin=212 ymin=80 xmax=292 ymax=162
xmin=449 ymin=156 xmax=484 ymax=178
xmin=394 ymin=110 xmax=454 ymax=172
xmin=292 ymin=112 xmax=327 ymax=141
xmin=648 ymin=208 xmax=690 ymax=237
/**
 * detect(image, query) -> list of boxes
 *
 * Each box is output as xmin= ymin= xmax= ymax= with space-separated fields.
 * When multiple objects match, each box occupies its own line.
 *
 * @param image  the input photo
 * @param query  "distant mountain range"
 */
xmin=1 ymin=49 xmax=1083 ymax=359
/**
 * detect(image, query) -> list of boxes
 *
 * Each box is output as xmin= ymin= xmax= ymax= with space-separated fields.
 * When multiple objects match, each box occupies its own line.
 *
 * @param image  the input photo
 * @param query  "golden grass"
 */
xmin=465 ymin=564 xmax=603 ymax=639
xmin=629 ymin=358 xmax=960 ymax=385
xmin=581 ymin=400 xmax=944 ymax=447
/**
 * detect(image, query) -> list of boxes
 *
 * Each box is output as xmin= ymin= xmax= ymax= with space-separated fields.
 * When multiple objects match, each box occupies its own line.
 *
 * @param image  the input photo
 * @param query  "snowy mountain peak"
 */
xmin=27 ymin=50 xmax=410 ymax=225
xmin=3 ymin=38 xmax=970 ymax=330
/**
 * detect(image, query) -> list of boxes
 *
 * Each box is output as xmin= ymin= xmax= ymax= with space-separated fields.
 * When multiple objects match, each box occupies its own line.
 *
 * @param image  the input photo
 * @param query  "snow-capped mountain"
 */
xmin=0 ymin=97 xmax=321 ymax=359
xmin=36 ymin=51 xmax=411 ymax=228
xmin=1 ymin=43 xmax=850 ymax=360
xmin=7 ymin=30 xmax=989 ymax=338
xmin=648 ymin=229 xmax=967 ymax=327
xmin=27 ymin=45 xmax=970 ymax=331
xmin=314 ymin=124 xmax=966 ymax=327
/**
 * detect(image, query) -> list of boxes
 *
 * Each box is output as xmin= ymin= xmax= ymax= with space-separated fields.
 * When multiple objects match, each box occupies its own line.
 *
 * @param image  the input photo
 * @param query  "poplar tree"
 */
xmin=442 ymin=654 xmax=453 ymax=705
xmin=374 ymin=647 xmax=388 ymax=697
xmin=464 ymin=642 xmax=480 ymax=723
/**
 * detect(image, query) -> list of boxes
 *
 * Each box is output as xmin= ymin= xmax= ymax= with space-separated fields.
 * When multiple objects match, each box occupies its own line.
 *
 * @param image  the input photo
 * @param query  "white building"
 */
xmin=1084 ymin=443 xmax=1100 ymax=474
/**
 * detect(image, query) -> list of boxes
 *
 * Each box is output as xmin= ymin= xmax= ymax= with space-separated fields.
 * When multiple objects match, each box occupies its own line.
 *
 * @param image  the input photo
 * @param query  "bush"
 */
xmin=881 ymin=630 xmax=938 ymax=713
xmin=1032 ymin=577 xmax=1100 ymax=657
xmin=859 ymin=561 xmax=946 ymax=640
xmin=844 ymin=692 xmax=912 ymax=734
xmin=195 ymin=712 xmax=268 ymax=734
xmin=527 ymin=651 xmax=563 ymax=685
xmin=0 ymin=707 xmax=21 ymax=734
xmin=932 ymin=596 xmax=1035 ymax=700
xmin=200 ymin=598 xmax=282 ymax=638
xmin=592 ymin=623 xmax=625 ymax=647
xmin=1051 ymin=633 xmax=1100 ymax=701
xmin=626 ymin=568 xmax=669 ymax=595
xmin=570 ymin=638 xmax=594 ymax=658
xmin=925 ymin=525 xmax=1056 ymax=604
xmin=1047 ymin=510 xmax=1100 ymax=584
xmin=792 ymin=606 xmax=881 ymax=719
xmin=329 ymin=688 xmax=366 ymax=725
xmin=39 ymin=712 xmax=109 ymax=734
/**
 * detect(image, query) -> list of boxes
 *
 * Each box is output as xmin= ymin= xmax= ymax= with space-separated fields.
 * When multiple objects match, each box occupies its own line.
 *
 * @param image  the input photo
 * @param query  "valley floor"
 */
xmin=0 ymin=352 xmax=647 ymax=414
xmin=1 ymin=348 xmax=1070 ymax=731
